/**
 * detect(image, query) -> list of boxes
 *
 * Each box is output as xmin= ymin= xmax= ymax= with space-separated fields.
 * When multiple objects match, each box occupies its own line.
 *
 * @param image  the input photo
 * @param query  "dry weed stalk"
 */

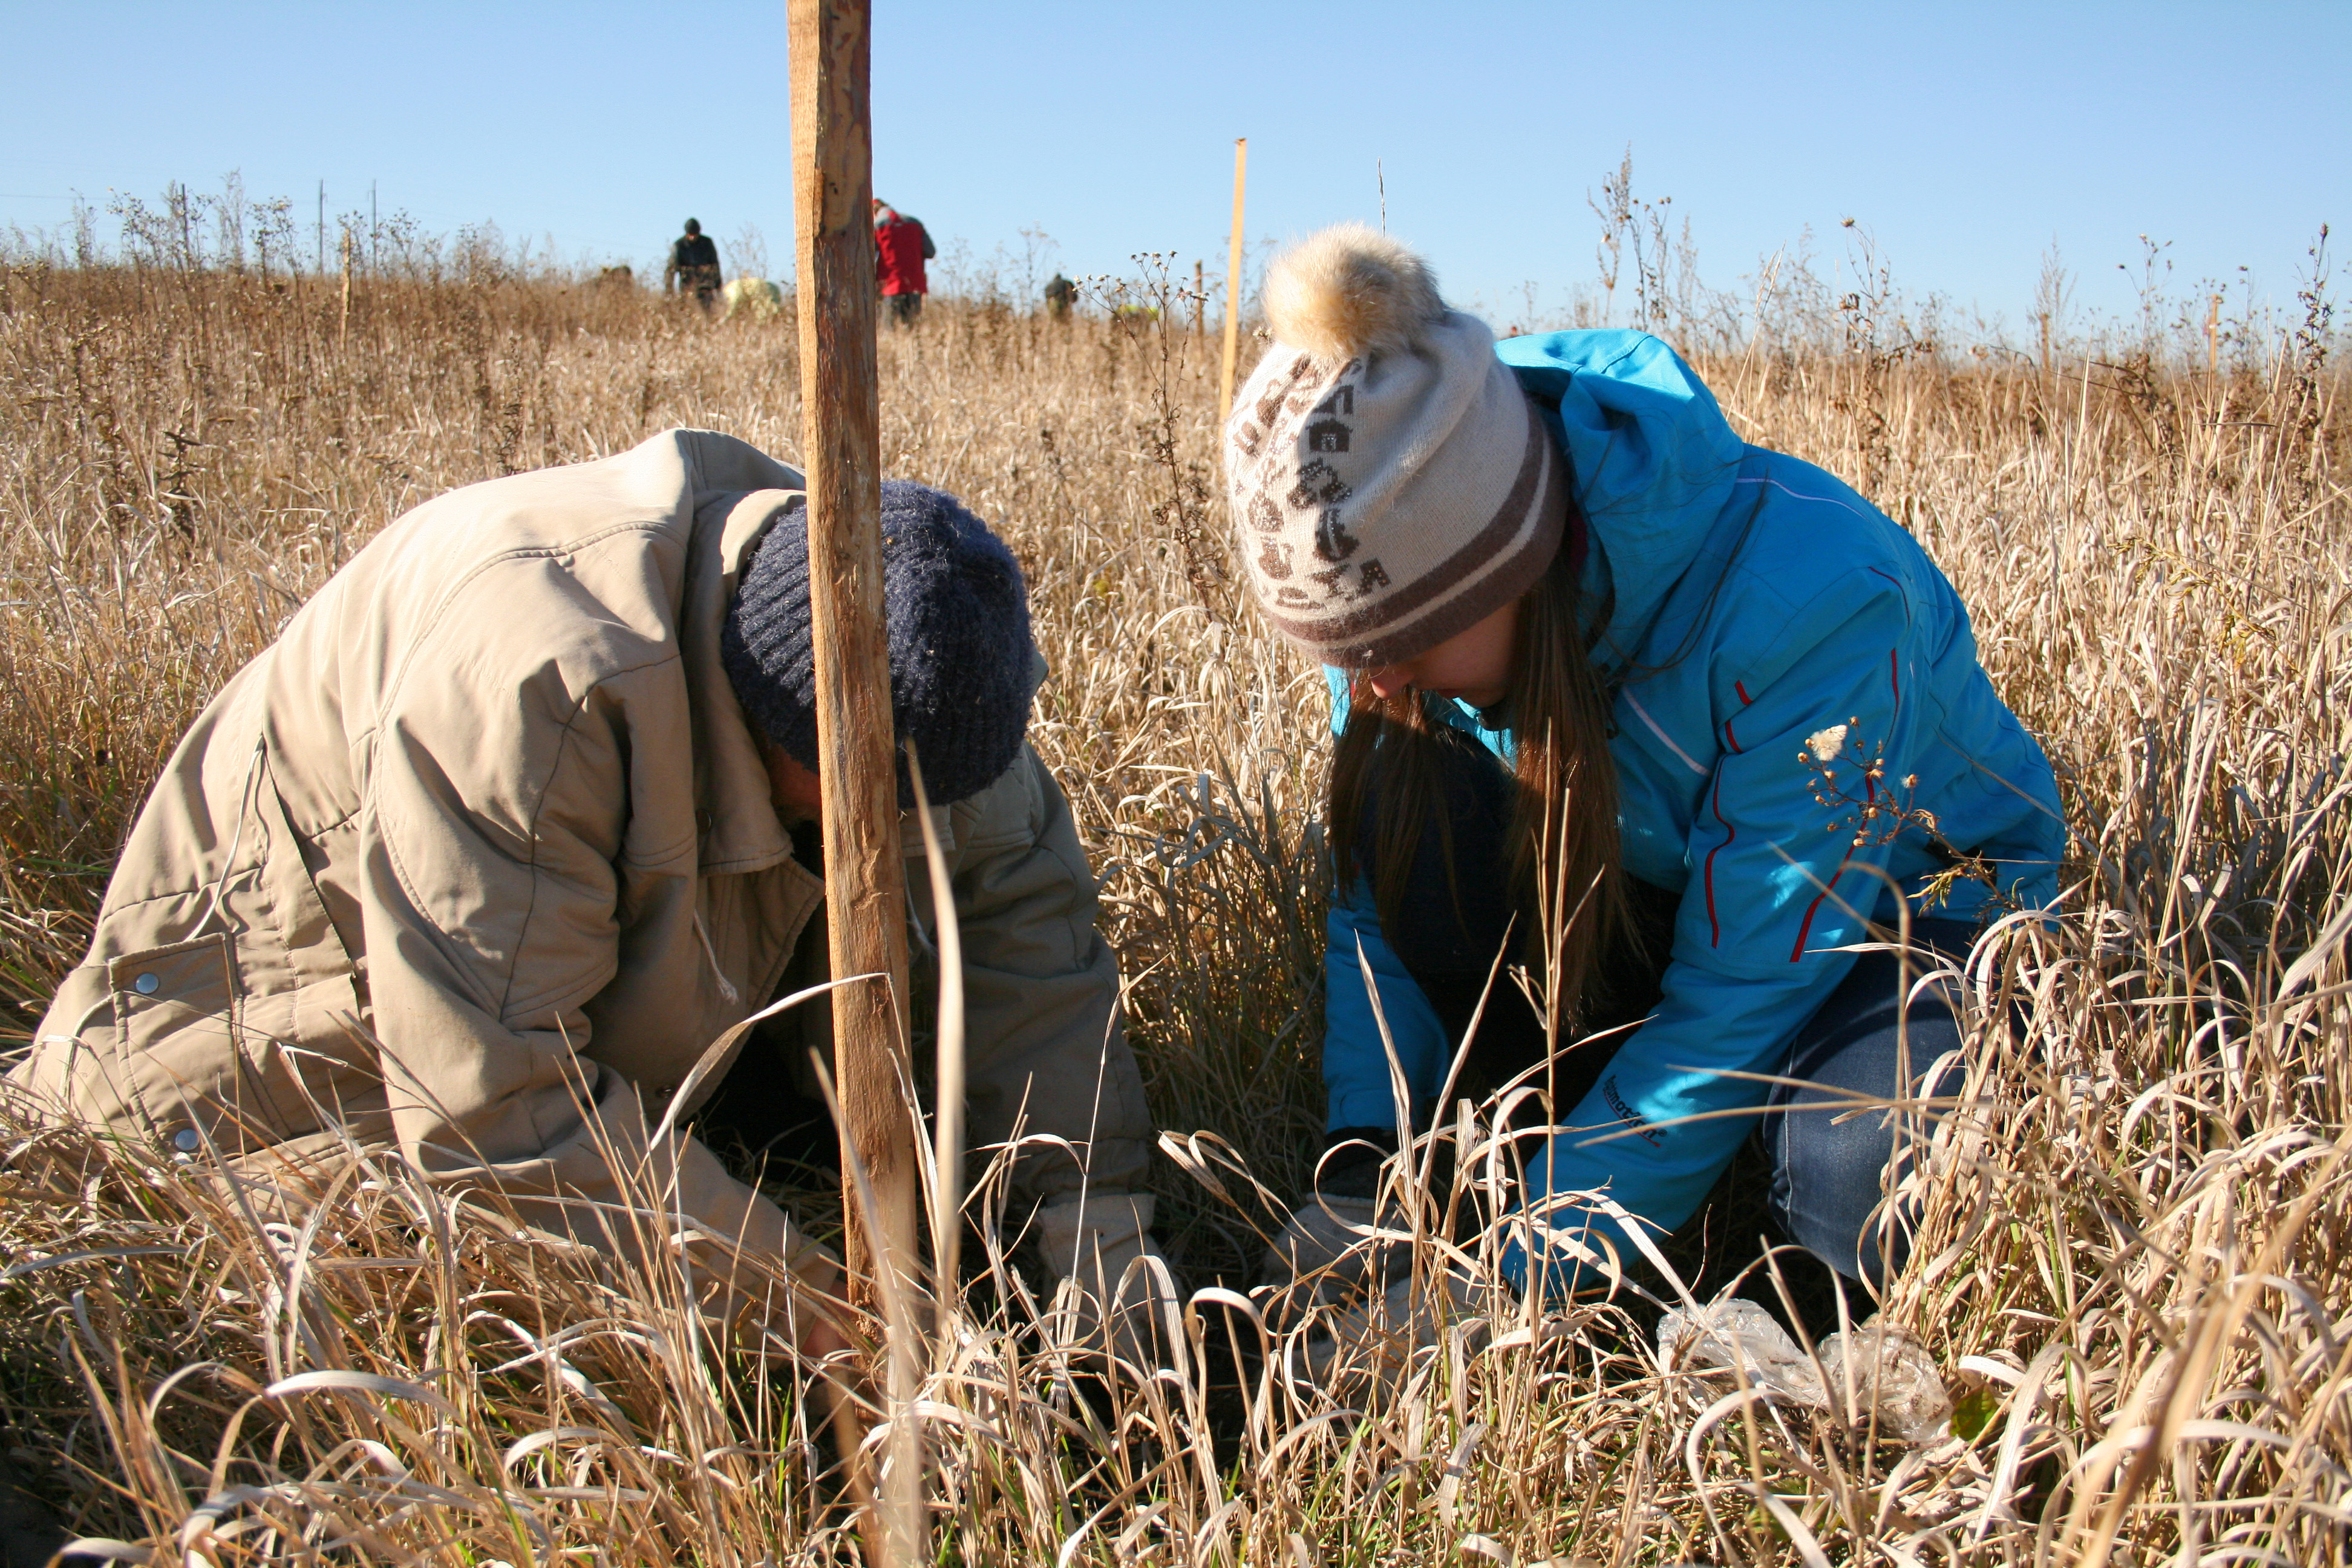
xmin=0 ymin=250 xmax=2345 ymax=1564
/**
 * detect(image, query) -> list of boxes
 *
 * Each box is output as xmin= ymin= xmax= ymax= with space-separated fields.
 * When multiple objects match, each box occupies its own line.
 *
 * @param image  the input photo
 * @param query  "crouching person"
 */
xmin=1226 ymin=229 xmax=2065 ymax=1334
xmin=11 ymin=430 xmax=1169 ymax=1365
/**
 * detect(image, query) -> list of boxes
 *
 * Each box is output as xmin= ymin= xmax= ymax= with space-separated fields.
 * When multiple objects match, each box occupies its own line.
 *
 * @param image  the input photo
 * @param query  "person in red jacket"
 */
xmin=874 ymin=198 xmax=935 ymax=326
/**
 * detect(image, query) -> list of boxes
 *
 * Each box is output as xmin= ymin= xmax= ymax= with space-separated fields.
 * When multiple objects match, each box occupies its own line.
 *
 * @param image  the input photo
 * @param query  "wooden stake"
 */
xmin=787 ymin=0 xmax=915 ymax=1318
xmin=1218 ymin=137 xmax=1248 ymax=426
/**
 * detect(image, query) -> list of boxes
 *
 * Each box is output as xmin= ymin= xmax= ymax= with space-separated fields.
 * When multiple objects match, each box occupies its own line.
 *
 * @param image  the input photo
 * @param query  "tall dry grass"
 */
xmin=0 ymin=249 xmax=2345 ymax=1565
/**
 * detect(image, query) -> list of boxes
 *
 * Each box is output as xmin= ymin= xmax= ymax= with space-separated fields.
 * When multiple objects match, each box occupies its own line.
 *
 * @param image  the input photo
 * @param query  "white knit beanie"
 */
xmin=1224 ymin=225 xmax=1563 ymax=668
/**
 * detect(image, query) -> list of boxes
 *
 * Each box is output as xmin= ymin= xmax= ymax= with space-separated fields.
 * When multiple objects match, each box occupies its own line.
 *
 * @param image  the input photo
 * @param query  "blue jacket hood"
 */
xmin=1494 ymin=332 xmax=1746 ymax=665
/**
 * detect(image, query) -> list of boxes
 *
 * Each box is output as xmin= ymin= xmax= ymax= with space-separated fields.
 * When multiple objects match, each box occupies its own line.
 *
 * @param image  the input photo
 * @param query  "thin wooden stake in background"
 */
xmin=786 ymin=0 xmax=915 ymax=1318
xmin=1218 ymin=137 xmax=1248 ymax=426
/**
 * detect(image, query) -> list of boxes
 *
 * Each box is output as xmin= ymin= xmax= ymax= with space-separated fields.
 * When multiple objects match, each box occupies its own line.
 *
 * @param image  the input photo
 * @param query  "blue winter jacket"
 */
xmin=1319 ymin=330 xmax=2065 ymax=1288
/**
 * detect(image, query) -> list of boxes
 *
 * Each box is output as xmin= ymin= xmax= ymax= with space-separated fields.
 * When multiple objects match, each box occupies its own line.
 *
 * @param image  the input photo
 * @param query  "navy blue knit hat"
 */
xmin=720 ymin=481 xmax=1036 ymax=808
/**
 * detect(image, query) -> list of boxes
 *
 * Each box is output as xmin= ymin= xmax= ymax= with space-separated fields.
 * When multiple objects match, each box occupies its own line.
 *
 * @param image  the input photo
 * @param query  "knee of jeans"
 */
xmin=1772 ymin=1097 xmax=1908 ymax=1278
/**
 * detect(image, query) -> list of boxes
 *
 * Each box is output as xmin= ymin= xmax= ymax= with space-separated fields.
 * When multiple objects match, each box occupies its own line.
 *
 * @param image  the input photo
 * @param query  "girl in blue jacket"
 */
xmin=1225 ymin=226 xmax=2064 ymax=1298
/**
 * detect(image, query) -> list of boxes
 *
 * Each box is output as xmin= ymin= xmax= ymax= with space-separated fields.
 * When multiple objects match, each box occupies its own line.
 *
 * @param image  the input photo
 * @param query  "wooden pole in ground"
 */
xmin=1218 ymin=137 xmax=1248 ymax=425
xmin=787 ymin=0 xmax=915 ymax=1316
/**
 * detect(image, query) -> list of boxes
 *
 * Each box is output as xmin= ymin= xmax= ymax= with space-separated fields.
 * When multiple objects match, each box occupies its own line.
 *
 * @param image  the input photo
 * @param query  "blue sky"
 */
xmin=3 ymin=1 xmax=2343 ymax=339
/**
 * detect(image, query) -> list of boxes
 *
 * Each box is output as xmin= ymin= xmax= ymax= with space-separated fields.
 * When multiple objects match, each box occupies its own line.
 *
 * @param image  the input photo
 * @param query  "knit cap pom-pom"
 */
xmin=1262 ymin=224 xmax=1446 ymax=365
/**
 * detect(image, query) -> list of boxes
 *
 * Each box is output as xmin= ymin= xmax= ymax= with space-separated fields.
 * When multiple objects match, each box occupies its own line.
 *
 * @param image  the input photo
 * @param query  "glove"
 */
xmin=1498 ymin=1176 xmax=1639 ymax=1304
xmin=1499 ymin=1221 xmax=1598 ymax=1302
xmin=1033 ymin=1193 xmax=1178 ymax=1374
xmin=1291 ymin=1267 xmax=1495 ymax=1391
xmin=1261 ymin=1192 xmax=1403 ymax=1305
xmin=1261 ymin=1128 xmax=1410 ymax=1308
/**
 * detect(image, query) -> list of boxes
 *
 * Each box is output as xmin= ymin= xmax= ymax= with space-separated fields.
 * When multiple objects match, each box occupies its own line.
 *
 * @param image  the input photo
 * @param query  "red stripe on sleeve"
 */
xmin=1702 ymin=771 xmax=1733 ymax=946
xmin=1790 ymin=862 xmax=1847 ymax=962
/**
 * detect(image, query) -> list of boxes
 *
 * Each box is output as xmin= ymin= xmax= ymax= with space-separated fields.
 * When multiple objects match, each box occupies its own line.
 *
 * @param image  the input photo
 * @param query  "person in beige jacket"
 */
xmin=12 ymin=428 xmax=1165 ymax=1359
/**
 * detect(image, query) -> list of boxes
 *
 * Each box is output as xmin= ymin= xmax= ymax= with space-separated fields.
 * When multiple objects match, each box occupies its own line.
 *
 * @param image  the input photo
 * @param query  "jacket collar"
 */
xmin=682 ymin=488 xmax=801 ymax=874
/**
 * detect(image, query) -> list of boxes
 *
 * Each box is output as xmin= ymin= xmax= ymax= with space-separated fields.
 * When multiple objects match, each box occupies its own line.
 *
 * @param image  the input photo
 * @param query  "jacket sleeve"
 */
xmin=1315 ymin=664 xmax=1451 ymax=1135
xmin=1517 ymin=584 xmax=1918 ymax=1293
xmin=357 ymin=661 xmax=833 ymax=1298
xmin=1324 ymin=881 xmax=1451 ymax=1134
xmin=932 ymin=746 xmax=1151 ymax=1203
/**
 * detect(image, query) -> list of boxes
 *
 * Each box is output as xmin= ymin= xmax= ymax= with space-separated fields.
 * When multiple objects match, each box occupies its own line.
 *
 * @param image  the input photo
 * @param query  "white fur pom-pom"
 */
xmin=1261 ymin=224 xmax=1445 ymax=365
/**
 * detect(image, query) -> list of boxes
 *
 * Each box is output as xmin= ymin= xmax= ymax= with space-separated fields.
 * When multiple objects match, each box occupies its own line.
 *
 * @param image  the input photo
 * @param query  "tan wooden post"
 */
xmin=787 ymin=0 xmax=915 ymax=1315
xmin=1218 ymin=137 xmax=1248 ymax=425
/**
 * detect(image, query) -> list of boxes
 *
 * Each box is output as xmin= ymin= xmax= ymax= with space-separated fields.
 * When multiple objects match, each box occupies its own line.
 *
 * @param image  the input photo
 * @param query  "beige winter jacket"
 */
xmin=13 ymin=429 xmax=1151 ymax=1292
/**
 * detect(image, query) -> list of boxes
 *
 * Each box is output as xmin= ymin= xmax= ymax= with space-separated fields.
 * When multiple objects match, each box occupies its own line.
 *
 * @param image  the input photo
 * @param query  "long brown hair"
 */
xmin=1326 ymin=534 xmax=1627 ymax=1024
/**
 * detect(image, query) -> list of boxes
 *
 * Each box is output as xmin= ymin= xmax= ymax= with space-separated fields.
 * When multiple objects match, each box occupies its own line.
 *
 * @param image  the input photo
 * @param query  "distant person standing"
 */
xmin=665 ymin=218 xmax=722 ymax=312
xmin=1044 ymin=272 xmax=1076 ymax=322
xmin=873 ymin=199 xmax=934 ymax=327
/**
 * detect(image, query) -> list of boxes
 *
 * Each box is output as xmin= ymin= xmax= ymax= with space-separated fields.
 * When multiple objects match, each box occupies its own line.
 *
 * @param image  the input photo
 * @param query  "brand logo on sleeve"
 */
xmin=1601 ymin=1074 xmax=1664 ymax=1147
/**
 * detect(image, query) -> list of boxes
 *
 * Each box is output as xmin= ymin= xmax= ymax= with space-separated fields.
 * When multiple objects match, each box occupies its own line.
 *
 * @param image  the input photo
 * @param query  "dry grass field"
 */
xmin=0 ymin=243 xmax=2345 ymax=1566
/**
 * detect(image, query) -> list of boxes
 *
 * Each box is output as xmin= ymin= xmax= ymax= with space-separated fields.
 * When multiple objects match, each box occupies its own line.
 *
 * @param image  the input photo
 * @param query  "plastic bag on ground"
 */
xmin=1818 ymin=1318 xmax=1952 ymax=1443
xmin=1656 ymin=1298 xmax=1828 ymax=1405
xmin=1658 ymin=1300 xmax=1952 ymax=1444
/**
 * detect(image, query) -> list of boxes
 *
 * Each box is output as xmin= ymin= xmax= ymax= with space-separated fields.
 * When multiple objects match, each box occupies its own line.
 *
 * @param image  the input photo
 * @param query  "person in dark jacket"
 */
xmin=1230 ymin=226 xmax=2064 ymax=1316
xmin=1044 ymin=273 xmax=1077 ymax=322
xmin=665 ymin=218 xmax=722 ymax=312
xmin=874 ymin=200 xmax=934 ymax=326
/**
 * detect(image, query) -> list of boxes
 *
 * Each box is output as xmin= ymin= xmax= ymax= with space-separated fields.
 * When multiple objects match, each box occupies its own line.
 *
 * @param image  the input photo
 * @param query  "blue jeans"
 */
xmin=1349 ymin=724 xmax=1971 ymax=1287
xmin=1759 ymin=920 xmax=1973 ymax=1287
